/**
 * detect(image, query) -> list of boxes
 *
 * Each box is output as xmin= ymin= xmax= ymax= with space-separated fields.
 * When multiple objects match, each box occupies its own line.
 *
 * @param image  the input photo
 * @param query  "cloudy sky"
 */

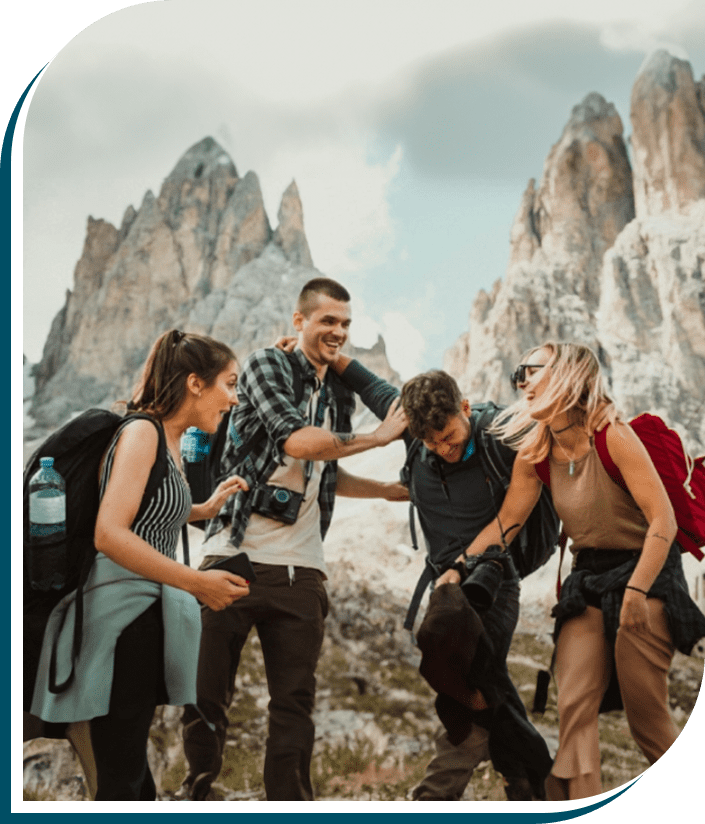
xmin=13 ymin=0 xmax=705 ymax=379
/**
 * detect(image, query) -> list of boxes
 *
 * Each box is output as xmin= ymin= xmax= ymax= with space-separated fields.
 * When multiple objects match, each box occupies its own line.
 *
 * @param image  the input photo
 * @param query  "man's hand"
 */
xmin=382 ymin=481 xmax=410 ymax=502
xmin=274 ymin=335 xmax=297 ymax=353
xmin=372 ymin=397 xmax=408 ymax=445
xmin=435 ymin=568 xmax=462 ymax=587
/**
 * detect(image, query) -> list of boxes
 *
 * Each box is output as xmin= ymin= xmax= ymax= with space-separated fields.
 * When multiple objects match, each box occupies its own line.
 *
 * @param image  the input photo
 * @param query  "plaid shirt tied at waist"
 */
xmin=205 ymin=347 xmax=356 ymax=549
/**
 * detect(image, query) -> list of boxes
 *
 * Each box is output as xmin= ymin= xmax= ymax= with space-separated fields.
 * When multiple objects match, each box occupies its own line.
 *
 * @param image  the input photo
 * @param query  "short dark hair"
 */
xmin=400 ymin=370 xmax=464 ymax=440
xmin=296 ymin=277 xmax=350 ymax=317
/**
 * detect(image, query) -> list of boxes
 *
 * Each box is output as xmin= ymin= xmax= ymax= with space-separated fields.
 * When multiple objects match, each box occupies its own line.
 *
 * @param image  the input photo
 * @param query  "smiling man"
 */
xmin=179 ymin=278 xmax=408 ymax=801
xmin=330 ymin=363 xmax=555 ymax=801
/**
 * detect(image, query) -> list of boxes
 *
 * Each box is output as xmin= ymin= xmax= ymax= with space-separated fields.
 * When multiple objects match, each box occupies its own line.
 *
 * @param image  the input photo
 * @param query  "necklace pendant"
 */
xmin=569 ymin=460 xmax=575 ymax=477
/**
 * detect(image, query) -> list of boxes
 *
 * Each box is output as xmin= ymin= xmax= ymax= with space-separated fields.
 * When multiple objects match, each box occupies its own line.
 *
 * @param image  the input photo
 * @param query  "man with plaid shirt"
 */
xmin=180 ymin=278 xmax=408 ymax=801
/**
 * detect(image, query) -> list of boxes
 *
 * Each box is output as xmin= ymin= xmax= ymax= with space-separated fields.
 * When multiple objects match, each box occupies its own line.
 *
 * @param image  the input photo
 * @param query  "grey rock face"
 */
xmin=445 ymin=55 xmax=705 ymax=453
xmin=598 ymin=202 xmax=705 ymax=449
xmin=30 ymin=139 xmax=393 ymax=428
xmin=631 ymin=51 xmax=705 ymax=217
xmin=273 ymin=180 xmax=314 ymax=268
xmin=446 ymin=91 xmax=634 ymax=406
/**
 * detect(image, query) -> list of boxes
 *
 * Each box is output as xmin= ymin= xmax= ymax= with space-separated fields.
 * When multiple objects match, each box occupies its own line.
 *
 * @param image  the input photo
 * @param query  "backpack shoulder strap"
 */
xmin=401 ymin=439 xmax=424 ymax=551
xmin=534 ymin=457 xmax=551 ymax=487
xmin=593 ymin=422 xmax=628 ymax=491
xmin=283 ymin=350 xmax=305 ymax=405
xmin=119 ymin=414 xmax=169 ymax=519
xmin=49 ymin=413 xmax=170 ymax=696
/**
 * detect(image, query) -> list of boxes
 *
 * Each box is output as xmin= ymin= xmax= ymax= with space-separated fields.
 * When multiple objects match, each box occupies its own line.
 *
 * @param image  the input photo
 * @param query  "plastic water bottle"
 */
xmin=181 ymin=427 xmax=209 ymax=463
xmin=28 ymin=457 xmax=67 ymax=591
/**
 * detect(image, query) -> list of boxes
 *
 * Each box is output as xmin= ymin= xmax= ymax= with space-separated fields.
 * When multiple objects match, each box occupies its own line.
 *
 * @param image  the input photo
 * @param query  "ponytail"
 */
xmin=129 ymin=329 xmax=236 ymax=420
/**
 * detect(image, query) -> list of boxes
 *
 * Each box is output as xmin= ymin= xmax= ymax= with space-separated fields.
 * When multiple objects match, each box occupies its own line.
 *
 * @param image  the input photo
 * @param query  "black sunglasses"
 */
xmin=510 ymin=363 xmax=545 ymax=391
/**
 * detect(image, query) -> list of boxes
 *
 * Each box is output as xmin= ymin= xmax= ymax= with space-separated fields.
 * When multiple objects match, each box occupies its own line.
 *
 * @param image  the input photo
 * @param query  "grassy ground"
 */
xmin=23 ymin=574 xmax=704 ymax=802
xmin=154 ymin=628 xmax=703 ymax=802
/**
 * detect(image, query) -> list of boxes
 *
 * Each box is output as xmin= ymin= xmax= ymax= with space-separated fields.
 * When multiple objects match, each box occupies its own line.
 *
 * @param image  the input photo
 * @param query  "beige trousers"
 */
xmin=546 ymin=602 xmax=678 ymax=800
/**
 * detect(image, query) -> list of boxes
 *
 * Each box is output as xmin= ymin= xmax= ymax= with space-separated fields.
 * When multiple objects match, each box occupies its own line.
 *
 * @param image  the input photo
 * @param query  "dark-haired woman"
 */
xmin=30 ymin=330 xmax=250 ymax=801
xmin=438 ymin=341 xmax=705 ymax=800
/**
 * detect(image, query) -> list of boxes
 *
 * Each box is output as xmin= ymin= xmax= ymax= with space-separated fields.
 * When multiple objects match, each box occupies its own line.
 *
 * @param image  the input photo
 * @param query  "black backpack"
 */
xmin=185 ymin=350 xmax=307 ymax=529
xmin=23 ymin=410 xmax=169 ymax=708
xmin=402 ymin=402 xmax=560 ymax=630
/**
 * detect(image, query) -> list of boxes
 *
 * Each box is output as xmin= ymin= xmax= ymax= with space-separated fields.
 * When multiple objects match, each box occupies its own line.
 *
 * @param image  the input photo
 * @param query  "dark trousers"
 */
xmin=413 ymin=579 xmax=524 ymax=800
xmin=89 ymin=600 xmax=167 ymax=801
xmin=182 ymin=562 xmax=328 ymax=801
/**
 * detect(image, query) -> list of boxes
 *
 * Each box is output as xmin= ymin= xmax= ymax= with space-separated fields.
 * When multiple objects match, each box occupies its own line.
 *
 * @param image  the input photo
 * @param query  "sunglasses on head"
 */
xmin=510 ymin=363 xmax=545 ymax=391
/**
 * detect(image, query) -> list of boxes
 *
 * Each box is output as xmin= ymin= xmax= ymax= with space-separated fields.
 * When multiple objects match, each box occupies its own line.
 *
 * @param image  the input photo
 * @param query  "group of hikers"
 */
xmin=23 ymin=276 xmax=705 ymax=802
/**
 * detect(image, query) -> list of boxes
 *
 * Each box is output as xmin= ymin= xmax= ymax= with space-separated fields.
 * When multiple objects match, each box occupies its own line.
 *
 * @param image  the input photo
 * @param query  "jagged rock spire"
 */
xmin=273 ymin=180 xmax=313 ymax=268
xmin=631 ymin=50 xmax=705 ymax=217
xmin=445 ymin=52 xmax=705 ymax=452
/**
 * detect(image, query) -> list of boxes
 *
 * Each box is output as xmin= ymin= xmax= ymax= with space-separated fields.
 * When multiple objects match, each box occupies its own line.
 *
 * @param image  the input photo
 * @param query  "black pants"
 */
xmin=182 ymin=563 xmax=328 ymax=801
xmin=89 ymin=600 xmax=167 ymax=801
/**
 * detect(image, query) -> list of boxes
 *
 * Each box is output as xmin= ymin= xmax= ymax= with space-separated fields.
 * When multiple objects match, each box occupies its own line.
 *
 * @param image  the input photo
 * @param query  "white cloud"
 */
xmin=379 ymin=311 xmax=426 ymax=381
xmin=348 ymin=296 xmax=383 ymax=350
xmin=599 ymin=23 xmax=691 ymax=58
xmin=69 ymin=1 xmax=700 ymax=109
xmin=261 ymin=141 xmax=403 ymax=276
xmin=347 ymin=298 xmax=425 ymax=381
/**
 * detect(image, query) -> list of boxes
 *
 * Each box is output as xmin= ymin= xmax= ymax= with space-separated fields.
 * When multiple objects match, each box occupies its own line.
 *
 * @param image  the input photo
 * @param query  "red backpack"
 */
xmin=535 ymin=413 xmax=705 ymax=561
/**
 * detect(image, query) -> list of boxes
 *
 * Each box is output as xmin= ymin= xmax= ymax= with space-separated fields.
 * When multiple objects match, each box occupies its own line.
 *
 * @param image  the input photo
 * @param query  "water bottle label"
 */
xmin=30 ymin=494 xmax=66 ymax=525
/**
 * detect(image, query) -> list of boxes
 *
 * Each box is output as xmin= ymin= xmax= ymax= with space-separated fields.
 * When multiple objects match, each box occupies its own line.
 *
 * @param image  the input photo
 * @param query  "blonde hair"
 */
xmin=492 ymin=341 xmax=620 ymax=463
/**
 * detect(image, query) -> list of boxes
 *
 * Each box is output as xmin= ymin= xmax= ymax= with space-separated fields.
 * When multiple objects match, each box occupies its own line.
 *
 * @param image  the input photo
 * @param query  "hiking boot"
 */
xmin=503 ymin=775 xmax=534 ymax=801
xmin=411 ymin=787 xmax=458 ymax=800
xmin=174 ymin=773 xmax=214 ymax=801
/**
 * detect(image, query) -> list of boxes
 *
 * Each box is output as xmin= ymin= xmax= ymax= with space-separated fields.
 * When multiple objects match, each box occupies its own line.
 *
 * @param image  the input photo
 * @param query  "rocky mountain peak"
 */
xmin=28 ymin=141 xmax=394 ymax=430
xmin=509 ymin=91 xmax=634 ymax=278
xmin=446 ymin=52 xmax=705 ymax=453
xmin=273 ymin=180 xmax=313 ymax=268
xmin=164 ymin=136 xmax=238 ymax=183
xmin=631 ymin=50 xmax=705 ymax=217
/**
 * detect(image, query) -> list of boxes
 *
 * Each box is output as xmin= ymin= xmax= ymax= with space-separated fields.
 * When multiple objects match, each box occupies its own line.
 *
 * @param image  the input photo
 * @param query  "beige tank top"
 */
xmin=549 ymin=444 xmax=648 ymax=552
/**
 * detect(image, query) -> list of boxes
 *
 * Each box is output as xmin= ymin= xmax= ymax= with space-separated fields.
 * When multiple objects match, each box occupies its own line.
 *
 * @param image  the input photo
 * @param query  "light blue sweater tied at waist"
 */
xmin=30 ymin=553 xmax=202 ymax=724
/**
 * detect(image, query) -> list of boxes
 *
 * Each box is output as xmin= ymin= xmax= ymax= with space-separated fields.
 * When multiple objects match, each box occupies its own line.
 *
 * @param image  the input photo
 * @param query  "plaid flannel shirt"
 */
xmin=205 ymin=346 xmax=356 ymax=549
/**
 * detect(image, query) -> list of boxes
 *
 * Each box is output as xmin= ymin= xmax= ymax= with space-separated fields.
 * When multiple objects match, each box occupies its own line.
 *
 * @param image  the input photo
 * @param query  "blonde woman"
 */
xmin=437 ymin=341 xmax=705 ymax=800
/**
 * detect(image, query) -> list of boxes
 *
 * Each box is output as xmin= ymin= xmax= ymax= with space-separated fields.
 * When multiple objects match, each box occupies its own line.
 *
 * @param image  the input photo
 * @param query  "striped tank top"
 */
xmin=99 ymin=420 xmax=192 ymax=560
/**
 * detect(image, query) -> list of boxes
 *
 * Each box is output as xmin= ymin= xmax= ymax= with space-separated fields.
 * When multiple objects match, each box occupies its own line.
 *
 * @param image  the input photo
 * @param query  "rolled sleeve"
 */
xmin=238 ymin=349 xmax=309 ymax=464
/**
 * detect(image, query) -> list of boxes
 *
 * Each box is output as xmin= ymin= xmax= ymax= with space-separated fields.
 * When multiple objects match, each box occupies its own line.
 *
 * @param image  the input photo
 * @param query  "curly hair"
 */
xmin=128 ymin=330 xmax=236 ymax=421
xmin=400 ymin=370 xmax=464 ymax=441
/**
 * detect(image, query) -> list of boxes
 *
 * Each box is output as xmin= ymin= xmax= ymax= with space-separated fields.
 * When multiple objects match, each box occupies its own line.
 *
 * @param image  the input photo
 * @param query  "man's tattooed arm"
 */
xmin=334 ymin=433 xmax=356 ymax=447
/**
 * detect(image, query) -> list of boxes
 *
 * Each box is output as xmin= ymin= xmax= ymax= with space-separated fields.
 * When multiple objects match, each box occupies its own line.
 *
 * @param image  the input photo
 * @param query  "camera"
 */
xmin=457 ymin=545 xmax=515 ymax=612
xmin=250 ymin=484 xmax=304 ymax=525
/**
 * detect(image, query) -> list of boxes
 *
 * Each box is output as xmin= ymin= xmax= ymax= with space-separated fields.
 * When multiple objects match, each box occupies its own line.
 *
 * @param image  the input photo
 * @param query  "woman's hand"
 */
xmin=274 ymin=335 xmax=297 ymax=353
xmin=619 ymin=589 xmax=652 ymax=634
xmin=191 ymin=569 xmax=250 ymax=611
xmin=190 ymin=475 xmax=249 ymax=522
xmin=373 ymin=397 xmax=408 ymax=445
xmin=205 ymin=476 xmax=249 ymax=517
